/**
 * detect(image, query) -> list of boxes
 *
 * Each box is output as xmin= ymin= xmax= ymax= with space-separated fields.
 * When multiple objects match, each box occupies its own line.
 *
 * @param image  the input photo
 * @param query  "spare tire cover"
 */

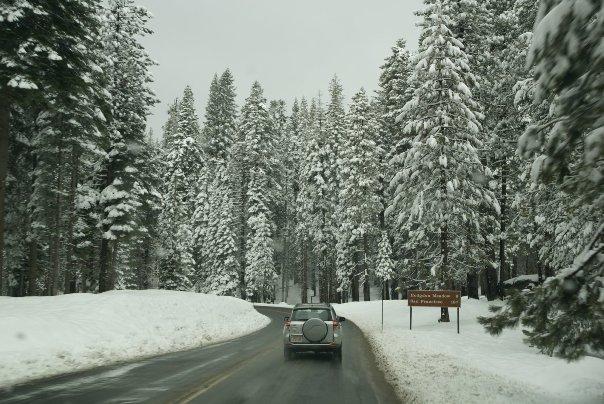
xmin=302 ymin=318 xmax=328 ymax=343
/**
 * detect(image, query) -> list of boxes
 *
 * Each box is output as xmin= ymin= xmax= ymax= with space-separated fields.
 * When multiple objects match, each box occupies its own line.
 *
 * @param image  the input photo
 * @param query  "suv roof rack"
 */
xmin=293 ymin=303 xmax=332 ymax=308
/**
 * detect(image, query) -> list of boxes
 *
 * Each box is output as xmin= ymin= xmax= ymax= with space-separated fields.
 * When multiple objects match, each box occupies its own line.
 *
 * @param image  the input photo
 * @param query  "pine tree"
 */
xmin=204 ymin=164 xmax=239 ymax=296
xmin=238 ymin=82 xmax=280 ymax=301
xmin=389 ymin=0 xmax=498 ymax=320
xmin=336 ymin=89 xmax=381 ymax=302
xmin=162 ymin=99 xmax=180 ymax=149
xmin=375 ymin=231 xmax=395 ymax=282
xmin=377 ymin=38 xmax=413 ymax=298
xmin=203 ymin=69 xmax=237 ymax=168
xmin=277 ymin=99 xmax=304 ymax=303
xmin=245 ymin=168 xmax=276 ymax=301
xmin=480 ymin=0 xmax=604 ymax=360
xmin=378 ymin=38 xmax=413 ymax=154
xmin=97 ymin=0 xmax=157 ymax=292
xmin=295 ymin=97 xmax=312 ymax=303
xmin=269 ymin=99 xmax=294 ymax=301
xmin=0 ymin=0 xmax=103 ymax=294
xmin=159 ymin=86 xmax=204 ymax=291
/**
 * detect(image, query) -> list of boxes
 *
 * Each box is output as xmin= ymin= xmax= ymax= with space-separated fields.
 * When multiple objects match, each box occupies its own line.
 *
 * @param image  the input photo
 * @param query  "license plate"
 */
xmin=290 ymin=335 xmax=304 ymax=343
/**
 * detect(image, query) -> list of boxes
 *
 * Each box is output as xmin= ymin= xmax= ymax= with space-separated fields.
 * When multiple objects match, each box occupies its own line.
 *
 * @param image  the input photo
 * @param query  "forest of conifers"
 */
xmin=1 ymin=0 xmax=602 ymax=358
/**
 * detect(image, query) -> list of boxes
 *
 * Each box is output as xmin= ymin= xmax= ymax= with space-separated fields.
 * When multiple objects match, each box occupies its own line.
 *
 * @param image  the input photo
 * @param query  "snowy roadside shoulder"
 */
xmin=334 ymin=299 xmax=604 ymax=404
xmin=0 ymin=290 xmax=270 ymax=389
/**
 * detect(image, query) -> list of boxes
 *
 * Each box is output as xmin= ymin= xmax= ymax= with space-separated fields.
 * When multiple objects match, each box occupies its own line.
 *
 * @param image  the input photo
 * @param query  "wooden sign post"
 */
xmin=408 ymin=290 xmax=461 ymax=333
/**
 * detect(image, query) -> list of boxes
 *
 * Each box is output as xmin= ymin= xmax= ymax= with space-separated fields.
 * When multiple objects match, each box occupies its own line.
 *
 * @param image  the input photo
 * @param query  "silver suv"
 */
xmin=283 ymin=303 xmax=346 ymax=361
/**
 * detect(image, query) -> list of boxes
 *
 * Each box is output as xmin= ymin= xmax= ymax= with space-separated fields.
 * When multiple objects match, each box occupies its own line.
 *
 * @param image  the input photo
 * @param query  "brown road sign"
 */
xmin=408 ymin=290 xmax=461 ymax=308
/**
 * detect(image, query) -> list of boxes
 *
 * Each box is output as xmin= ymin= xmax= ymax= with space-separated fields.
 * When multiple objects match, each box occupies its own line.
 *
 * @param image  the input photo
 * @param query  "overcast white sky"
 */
xmin=138 ymin=0 xmax=424 ymax=137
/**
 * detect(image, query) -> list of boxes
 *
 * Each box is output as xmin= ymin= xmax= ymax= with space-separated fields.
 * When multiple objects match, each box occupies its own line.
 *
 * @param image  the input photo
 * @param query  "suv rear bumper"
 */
xmin=285 ymin=342 xmax=340 ymax=352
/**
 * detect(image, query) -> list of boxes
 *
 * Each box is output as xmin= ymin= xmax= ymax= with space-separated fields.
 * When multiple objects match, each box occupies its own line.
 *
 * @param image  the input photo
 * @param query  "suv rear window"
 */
xmin=291 ymin=308 xmax=333 ymax=321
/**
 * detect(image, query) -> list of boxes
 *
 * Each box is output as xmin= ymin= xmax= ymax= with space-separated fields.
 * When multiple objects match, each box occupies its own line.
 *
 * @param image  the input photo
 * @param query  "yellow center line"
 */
xmin=173 ymin=344 xmax=275 ymax=404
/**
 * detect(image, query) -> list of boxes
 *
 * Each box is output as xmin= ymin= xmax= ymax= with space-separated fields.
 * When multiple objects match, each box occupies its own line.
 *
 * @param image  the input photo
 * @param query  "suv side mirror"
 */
xmin=339 ymin=316 xmax=346 ymax=322
xmin=284 ymin=316 xmax=290 ymax=322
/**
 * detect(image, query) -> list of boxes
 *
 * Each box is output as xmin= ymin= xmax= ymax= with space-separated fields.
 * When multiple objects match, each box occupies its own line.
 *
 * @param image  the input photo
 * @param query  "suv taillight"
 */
xmin=332 ymin=320 xmax=340 ymax=329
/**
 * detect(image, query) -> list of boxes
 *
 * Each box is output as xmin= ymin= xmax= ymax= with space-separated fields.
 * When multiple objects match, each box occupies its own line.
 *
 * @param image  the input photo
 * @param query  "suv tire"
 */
xmin=284 ymin=346 xmax=293 ymax=361
xmin=334 ymin=346 xmax=342 ymax=362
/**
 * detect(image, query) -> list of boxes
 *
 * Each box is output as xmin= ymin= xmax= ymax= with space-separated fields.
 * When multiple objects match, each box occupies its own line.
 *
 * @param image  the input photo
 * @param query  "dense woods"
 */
xmin=1 ymin=0 xmax=602 ymax=359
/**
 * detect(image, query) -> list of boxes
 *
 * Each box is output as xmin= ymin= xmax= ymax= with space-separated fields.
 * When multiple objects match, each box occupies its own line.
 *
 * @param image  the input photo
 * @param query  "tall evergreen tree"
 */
xmin=480 ymin=0 xmax=603 ymax=360
xmin=336 ymin=89 xmax=381 ymax=302
xmin=389 ymin=0 xmax=498 ymax=320
xmin=203 ymin=69 xmax=237 ymax=167
xmin=159 ymin=86 xmax=203 ymax=290
xmin=204 ymin=164 xmax=239 ymax=296
xmin=0 ymin=0 xmax=103 ymax=294
xmin=97 ymin=0 xmax=157 ymax=292
xmin=162 ymin=99 xmax=180 ymax=149
xmin=238 ymin=82 xmax=280 ymax=301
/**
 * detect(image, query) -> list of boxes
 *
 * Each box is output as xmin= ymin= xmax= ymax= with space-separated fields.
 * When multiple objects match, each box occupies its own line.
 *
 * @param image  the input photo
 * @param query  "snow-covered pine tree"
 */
xmin=297 ymin=97 xmax=335 ymax=301
xmin=278 ymin=99 xmax=304 ymax=302
xmin=378 ymin=38 xmax=413 ymax=155
xmin=269 ymin=99 xmax=293 ymax=300
xmin=204 ymin=164 xmax=239 ymax=296
xmin=388 ymin=0 xmax=498 ymax=321
xmin=375 ymin=231 xmax=395 ymax=282
xmin=203 ymin=69 xmax=237 ymax=167
xmin=122 ymin=134 xmax=163 ymax=290
xmin=159 ymin=85 xmax=204 ymax=291
xmin=295 ymin=97 xmax=318 ymax=303
xmin=336 ymin=88 xmax=381 ymax=302
xmin=191 ymin=164 xmax=211 ymax=291
xmin=480 ymin=0 xmax=604 ymax=360
xmin=322 ymin=76 xmax=345 ymax=303
xmin=476 ymin=0 xmax=534 ymax=295
xmin=97 ymin=0 xmax=157 ymax=292
xmin=0 ymin=0 xmax=103 ymax=295
xmin=245 ymin=167 xmax=277 ymax=301
xmin=162 ymin=99 xmax=180 ymax=149
xmin=377 ymin=38 xmax=413 ymax=298
xmin=238 ymin=82 xmax=280 ymax=301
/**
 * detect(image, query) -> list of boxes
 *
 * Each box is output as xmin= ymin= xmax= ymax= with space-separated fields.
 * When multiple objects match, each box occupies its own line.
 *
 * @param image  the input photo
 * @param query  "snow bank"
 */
xmin=0 ymin=290 xmax=270 ymax=388
xmin=334 ymin=298 xmax=604 ymax=404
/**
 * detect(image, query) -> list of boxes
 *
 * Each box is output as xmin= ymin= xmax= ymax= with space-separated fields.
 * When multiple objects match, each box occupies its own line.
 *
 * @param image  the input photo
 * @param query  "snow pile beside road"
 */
xmin=335 ymin=298 xmax=604 ymax=404
xmin=0 ymin=290 xmax=270 ymax=388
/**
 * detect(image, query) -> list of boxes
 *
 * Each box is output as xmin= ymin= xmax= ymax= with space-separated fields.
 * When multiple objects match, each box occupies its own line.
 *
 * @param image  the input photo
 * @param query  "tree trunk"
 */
xmin=98 ymin=146 xmax=120 ymax=293
xmin=0 ymin=87 xmax=10 ymax=295
xmin=363 ymin=234 xmax=370 ymax=301
xmin=390 ymin=280 xmax=398 ymax=300
xmin=27 ymin=240 xmax=38 ymax=295
xmin=537 ymin=261 xmax=543 ymax=283
xmin=108 ymin=240 xmax=118 ymax=290
xmin=140 ymin=236 xmax=150 ymax=289
xmin=98 ymin=237 xmax=110 ymax=292
xmin=440 ymin=222 xmax=451 ymax=322
xmin=485 ymin=265 xmax=498 ymax=301
xmin=467 ymin=270 xmax=479 ymax=299
xmin=64 ymin=146 xmax=79 ymax=294
xmin=301 ymin=238 xmax=308 ymax=303
xmin=382 ymin=279 xmax=389 ymax=299
xmin=350 ymin=273 xmax=359 ymax=302
xmin=47 ymin=145 xmax=64 ymax=296
xmin=498 ymin=159 xmax=507 ymax=298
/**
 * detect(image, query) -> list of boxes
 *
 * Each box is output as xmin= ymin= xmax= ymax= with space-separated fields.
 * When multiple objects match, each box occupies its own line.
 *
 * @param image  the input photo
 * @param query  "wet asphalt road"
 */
xmin=0 ymin=306 xmax=400 ymax=404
